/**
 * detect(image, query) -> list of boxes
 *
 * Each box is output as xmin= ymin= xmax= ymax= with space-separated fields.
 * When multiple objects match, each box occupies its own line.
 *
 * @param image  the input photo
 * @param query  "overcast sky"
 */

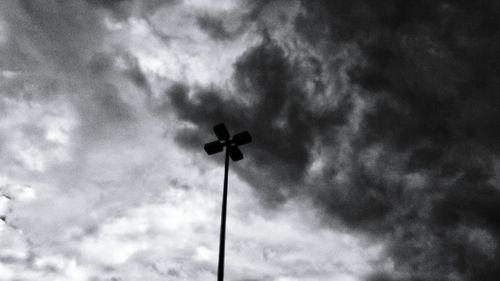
xmin=1 ymin=1 xmax=500 ymax=281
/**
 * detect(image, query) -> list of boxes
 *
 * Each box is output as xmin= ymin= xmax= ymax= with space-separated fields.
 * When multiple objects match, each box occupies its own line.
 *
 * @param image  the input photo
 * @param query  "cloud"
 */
xmin=169 ymin=35 xmax=354 ymax=204
xmin=168 ymin=1 xmax=500 ymax=280
xmin=10 ymin=0 xmax=500 ymax=279
xmin=0 ymin=0 xmax=388 ymax=280
xmin=296 ymin=1 xmax=500 ymax=280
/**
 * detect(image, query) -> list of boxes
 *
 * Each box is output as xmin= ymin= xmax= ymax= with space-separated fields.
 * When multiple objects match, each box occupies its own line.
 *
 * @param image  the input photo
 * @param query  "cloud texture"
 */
xmin=2 ymin=0 xmax=500 ymax=280
xmin=1 ymin=0 xmax=386 ymax=280
xmin=169 ymin=1 xmax=500 ymax=280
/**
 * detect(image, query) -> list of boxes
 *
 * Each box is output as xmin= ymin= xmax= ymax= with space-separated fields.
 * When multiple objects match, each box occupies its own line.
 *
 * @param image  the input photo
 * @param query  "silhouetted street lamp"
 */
xmin=204 ymin=123 xmax=252 ymax=281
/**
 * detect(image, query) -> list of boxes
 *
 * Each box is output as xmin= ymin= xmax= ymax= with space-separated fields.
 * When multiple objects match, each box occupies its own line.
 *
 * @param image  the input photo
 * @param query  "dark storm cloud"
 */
xmin=295 ymin=1 xmax=500 ymax=280
xmin=168 ymin=1 xmax=500 ymax=280
xmin=168 ymin=37 xmax=352 ymax=204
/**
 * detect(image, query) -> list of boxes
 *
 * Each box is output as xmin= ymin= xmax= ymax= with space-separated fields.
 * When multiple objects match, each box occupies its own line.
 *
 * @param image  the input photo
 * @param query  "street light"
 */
xmin=204 ymin=123 xmax=252 ymax=281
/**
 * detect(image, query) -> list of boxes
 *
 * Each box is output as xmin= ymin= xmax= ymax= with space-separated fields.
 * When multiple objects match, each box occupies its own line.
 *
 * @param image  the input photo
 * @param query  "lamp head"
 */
xmin=214 ymin=123 xmax=230 ymax=141
xmin=232 ymin=131 xmax=252 ymax=146
xmin=204 ymin=140 xmax=223 ymax=155
xmin=228 ymin=145 xmax=244 ymax=161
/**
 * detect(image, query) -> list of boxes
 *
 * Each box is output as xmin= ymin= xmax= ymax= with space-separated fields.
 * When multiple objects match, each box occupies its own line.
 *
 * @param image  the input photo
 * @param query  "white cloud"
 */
xmin=0 ymin=1 xmax=389 ymax=280
xmin=119 ymin=11 xmax=259 ymax=89
xmin=184 ymin=0 xmax=239 ymax=11
xmin=0 ymin=97 xmax=77 ymax=173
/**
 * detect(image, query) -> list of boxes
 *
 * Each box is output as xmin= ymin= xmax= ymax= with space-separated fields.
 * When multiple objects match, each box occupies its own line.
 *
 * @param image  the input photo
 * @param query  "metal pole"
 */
xmin=217 ymin=146 xmax=229 ymax=281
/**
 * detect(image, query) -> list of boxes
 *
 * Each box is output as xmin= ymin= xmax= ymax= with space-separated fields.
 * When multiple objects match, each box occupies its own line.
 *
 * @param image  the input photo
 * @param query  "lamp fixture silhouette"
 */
xmin=204 ymin=123 xmax=252 ymax=281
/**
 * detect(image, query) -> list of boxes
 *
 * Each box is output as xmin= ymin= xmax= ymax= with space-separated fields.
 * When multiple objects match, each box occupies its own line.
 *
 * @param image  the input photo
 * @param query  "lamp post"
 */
xmin=204 ymin=123 xmax=252 ymax=281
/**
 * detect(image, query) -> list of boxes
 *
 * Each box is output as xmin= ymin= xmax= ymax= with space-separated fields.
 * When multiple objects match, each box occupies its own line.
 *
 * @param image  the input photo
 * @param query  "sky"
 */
xmin=1 ymin=1 xmax=500 ymax=280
